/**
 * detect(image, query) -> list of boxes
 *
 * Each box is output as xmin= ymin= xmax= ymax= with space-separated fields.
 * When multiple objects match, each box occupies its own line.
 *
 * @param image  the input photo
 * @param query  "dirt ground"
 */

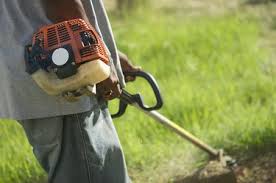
xmin=173 ymin=152 xmax=276 ymax=183
xmin=235 ymin=152 xmax=276 ymax=183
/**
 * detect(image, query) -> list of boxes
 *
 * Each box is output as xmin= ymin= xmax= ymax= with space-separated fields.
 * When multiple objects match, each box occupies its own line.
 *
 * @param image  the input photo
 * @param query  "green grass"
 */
xmin=0 ymin=120 xmax=44 ymax=183
xmin=112 ymin=12 xmax=276 ymax=181
xmin=0 ymin=11 xmax=276 ymax=183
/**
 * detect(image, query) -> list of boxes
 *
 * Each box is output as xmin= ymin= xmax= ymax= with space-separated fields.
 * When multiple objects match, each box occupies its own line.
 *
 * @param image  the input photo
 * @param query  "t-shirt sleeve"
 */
xmin=82 ymin=0 xmax=126 ymax=87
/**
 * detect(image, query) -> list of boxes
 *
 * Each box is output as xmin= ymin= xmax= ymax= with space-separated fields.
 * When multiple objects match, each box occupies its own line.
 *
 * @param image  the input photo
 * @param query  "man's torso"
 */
xmin=0 ymin=0 xmax=124 ymax=120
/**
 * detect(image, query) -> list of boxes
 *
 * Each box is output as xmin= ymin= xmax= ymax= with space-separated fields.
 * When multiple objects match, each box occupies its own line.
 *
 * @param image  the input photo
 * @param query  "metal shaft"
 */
xmin=133 ymin=104 xmax=219 ymax=158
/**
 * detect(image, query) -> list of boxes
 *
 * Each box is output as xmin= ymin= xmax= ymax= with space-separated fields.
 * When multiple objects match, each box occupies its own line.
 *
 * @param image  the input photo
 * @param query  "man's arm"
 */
xmin=42 ymin=0 xmax=140 ymax=100
xmin=42 ymin=0 xmax=121 ymax=100
xmin=42 ymin=0 xmax=89 ymax=23
xmin=118 ymin=51 xmax=141 ymax=82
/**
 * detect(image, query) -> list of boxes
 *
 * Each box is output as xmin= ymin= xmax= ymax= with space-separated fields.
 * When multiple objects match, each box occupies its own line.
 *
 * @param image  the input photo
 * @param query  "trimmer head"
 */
xmin=216 ymin=149 xmax=237 ymax=168
xmin=173 ymin=152 xmax=238 ymax=183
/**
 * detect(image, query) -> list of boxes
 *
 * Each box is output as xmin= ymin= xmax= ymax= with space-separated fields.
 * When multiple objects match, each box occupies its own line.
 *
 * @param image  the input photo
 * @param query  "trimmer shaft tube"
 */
xmin=134 ymin=104 xmax=219 ymax=158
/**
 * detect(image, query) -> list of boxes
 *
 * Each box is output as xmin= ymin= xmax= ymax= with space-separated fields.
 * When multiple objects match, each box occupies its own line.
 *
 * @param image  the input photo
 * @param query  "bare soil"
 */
xmin=235 ymin=152 xmax=276 ymax=183
xmin=173 ymin=152 xmax=276 ymax=183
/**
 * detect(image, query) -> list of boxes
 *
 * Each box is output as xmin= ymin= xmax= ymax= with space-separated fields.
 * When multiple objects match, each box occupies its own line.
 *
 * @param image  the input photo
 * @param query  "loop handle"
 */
xmin=111 ymin=71 xmax=163 ymax=118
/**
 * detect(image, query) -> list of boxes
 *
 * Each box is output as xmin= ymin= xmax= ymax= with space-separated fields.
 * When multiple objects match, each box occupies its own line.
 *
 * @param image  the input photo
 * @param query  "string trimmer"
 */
xmin=112 ymin=71 xmax=236 ymax=167
xmin=24 ymin=18 xmax=236 ymax=180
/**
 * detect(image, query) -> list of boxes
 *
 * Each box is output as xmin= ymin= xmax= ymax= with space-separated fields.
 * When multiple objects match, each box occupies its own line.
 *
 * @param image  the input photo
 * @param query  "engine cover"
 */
xmin=24 ymin=19 xmax=111 ymax=96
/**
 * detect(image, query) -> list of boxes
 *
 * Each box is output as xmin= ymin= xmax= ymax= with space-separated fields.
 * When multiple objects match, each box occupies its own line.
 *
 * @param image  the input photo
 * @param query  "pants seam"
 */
xmin=49 ymin=118 xmax=63 ymax=183
xmin=76 ymin=114 xmax=93 ymax=183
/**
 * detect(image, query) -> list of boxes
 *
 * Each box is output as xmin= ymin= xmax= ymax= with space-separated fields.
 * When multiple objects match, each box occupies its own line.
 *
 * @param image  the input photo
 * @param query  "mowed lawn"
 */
xmin=0 ymin=10 xmax=275 ymax=183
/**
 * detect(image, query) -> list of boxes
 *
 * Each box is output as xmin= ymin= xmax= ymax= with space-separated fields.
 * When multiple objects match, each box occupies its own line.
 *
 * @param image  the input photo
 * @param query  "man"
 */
xmin=0 ymin=0 xmax=139 ymax=182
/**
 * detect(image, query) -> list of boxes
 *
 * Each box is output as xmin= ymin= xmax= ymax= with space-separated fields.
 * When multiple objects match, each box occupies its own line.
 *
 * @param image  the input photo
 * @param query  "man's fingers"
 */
xmin=103 ymin=90 xmax=115 ymax=100
xmin=98 ymin=79 xmax=121 ymax=101
xmin=124 ymin=66 xmax=142 ymax=73
xmin=109 ymin=82 xmax=121 ymax=99
xmin=102 ymin=88 xmax=120 ymax=100
xmin=125 ymin=76 xmax=136 ymax=82
xmin=123 ymin=66 xmax=142 ymax=82
xmin=124 ymin=67 xmax=140 ymax=82
xmin=133 ymin=66 xmax=142 ymax=71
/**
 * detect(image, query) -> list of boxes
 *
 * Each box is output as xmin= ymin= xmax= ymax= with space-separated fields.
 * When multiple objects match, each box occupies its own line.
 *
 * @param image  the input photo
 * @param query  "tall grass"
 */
xmin=112 ymin=12 xmax=276 ymax=181
xmin=0 ymin=11 xmax=275 ymax=183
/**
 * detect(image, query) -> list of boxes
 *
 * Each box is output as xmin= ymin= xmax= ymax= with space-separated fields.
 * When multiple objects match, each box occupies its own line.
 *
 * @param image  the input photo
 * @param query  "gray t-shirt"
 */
xmin=0 ymin=0 xmax=125 ymax=120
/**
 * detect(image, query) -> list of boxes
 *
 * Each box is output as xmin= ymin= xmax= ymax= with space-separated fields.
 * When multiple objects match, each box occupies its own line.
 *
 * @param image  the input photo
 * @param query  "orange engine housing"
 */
xmin=33 ymin=18 xmax=109 ymax=65
xmin=24 ymin=19 xmax=112 ymax=96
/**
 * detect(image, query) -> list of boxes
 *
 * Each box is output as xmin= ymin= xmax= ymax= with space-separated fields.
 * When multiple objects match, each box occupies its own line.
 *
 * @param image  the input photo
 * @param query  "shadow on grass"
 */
xmin=270 ymin=16 xmax=276 ymax=30
xmin=244 ymin=0 xmax=276 ymax=5
xmin=226 ymin=127 xmax=276 ymax=159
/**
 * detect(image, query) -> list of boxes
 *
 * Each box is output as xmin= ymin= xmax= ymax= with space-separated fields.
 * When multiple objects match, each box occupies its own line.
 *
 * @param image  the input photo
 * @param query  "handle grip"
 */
xmin=111 ymin=71 xmax=163 ymax=118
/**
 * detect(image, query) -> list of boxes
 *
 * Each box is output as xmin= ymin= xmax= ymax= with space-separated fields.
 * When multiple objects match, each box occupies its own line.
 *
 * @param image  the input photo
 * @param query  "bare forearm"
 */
xmin=42 ymin=0 xmax=89 ymax=23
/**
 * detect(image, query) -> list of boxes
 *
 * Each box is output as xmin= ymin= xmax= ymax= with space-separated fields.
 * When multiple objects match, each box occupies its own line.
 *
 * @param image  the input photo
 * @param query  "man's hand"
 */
xmin=97 ymin=51 xmax=141 ymax=101
xmin=96 ymin=67 xmax=121 ymax=101
xmin=118 ymin=51 xmax=141 ymax=82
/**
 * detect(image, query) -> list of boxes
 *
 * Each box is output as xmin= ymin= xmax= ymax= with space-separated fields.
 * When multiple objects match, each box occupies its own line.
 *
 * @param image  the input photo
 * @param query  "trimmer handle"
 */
xmin=111 ymin=71 xmax=163 ymax=118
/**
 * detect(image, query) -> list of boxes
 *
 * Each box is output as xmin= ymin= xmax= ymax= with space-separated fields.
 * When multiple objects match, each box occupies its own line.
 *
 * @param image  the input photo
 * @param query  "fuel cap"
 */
xmin=52 ymin=48 xmax=69 ymax=66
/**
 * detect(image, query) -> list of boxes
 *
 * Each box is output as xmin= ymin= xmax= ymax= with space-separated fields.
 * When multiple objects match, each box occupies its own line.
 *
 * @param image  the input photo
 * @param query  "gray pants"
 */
xmin=19 ymin=98 xmax=131 ymax=183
